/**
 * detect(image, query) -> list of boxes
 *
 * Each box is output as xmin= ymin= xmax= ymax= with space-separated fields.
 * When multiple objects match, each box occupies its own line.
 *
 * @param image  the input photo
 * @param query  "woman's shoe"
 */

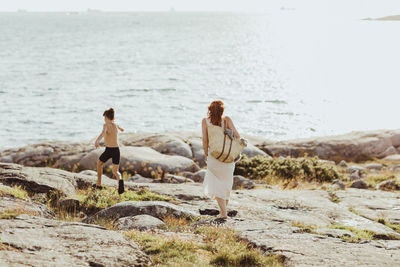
xmin=212 ymin=217 xmax=227 ymax=225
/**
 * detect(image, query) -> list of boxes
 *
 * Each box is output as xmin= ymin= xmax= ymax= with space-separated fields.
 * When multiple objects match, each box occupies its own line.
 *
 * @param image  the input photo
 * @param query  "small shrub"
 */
xmin=235 ymin=155 xmax=340 ymax=183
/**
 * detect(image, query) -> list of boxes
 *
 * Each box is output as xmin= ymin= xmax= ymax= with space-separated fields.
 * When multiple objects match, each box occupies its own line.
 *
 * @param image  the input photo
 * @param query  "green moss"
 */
xmin=377 ymin=218 xmax=400 ymax=234
xmin=0 ymin=185 xmax=29 ymax=200
xmin=328 ymin=191 xmax=340 ymax=203
xmin=348 ymin=207 xmax=362 ymax=216
xmin=235 ymin=155 xmax=340 ymax=183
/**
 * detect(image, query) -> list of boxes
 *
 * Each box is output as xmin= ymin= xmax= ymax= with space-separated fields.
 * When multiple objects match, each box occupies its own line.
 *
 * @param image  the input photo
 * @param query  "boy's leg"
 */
xmin=112 ymin=164 xmax=121 ymax=180
xmin=112 ymin=164 xmax=124 ymax=194
xmin=97 ymin=160 xmax=104 ymax=186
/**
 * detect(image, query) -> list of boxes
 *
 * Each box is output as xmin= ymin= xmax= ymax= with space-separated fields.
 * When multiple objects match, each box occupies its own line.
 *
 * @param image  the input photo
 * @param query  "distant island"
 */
xmin=364 ymin=15 xmax=400 ymax=21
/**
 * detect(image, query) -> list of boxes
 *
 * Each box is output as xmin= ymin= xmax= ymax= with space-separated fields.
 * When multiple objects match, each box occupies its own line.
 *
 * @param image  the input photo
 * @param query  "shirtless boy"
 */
xmin=95 ymin=108 xmax=125 ymax=194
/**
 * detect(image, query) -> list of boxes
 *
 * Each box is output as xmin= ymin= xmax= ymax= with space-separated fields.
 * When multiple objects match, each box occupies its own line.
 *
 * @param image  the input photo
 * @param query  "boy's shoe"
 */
xmin=92 ymin=184 xmax=103 ymax=190
xmin=118 ymin=179 xmax=125 ymax=194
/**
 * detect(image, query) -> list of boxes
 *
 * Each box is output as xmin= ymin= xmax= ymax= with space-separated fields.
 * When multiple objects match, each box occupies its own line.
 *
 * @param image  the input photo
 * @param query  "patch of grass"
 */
xmin=329 ymin=224 xmax=400 ymax=242
xmin=0 ymin=208 xmax=39 ymax=219
xmin=235 ymin=155 xmax=340 ymax=184
xmin=76 ymin=187 xmax=174 ymax=212
xmin=0 ymin=185 xmax=29 ymax=200
xmin=196 ymin=226 xmax=285 ymax=267
xmin=291 ymin=221 xmax=318 ymax=233
xmin=125 ymin=226 xmax=285 ymax=267
xmin=125 ymin=230 xmax=208 ymax=266
xmin=162 ymin=216 xmax=192 ymax=232
xmin=330 ymin=225 xmax=375 ymax=243
xmin=377 ymin=218 xmax=400 ymax=234
xmin=364 ymin=174 xmax=396 ymax=188
xmin=328 ymin=191 xmax=340 ymax=203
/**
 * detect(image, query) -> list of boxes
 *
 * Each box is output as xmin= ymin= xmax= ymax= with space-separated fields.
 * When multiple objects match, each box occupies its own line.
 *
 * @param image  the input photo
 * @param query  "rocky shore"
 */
xmin=1 ymin=129 xmax=400 ymax=266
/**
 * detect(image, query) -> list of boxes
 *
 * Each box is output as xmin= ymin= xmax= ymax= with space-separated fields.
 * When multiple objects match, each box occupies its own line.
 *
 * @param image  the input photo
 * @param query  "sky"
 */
xmin=1 ymin=0 xmax=400 ymax=17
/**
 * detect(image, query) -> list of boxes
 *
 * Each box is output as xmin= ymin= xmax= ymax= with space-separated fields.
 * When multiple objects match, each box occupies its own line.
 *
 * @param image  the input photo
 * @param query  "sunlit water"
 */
xmin=0 ymin=12 xmax=399 ymax=149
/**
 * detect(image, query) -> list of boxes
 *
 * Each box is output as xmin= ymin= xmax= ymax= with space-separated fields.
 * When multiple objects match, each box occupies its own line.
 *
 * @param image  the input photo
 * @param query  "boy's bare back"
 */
xmin=104 ymin=122 xmax=119 ymax=147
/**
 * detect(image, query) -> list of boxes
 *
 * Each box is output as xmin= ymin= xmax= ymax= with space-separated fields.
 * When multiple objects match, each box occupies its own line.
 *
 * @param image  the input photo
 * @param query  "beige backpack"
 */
xmin=207 ymin=118 xmax=247 ymax=163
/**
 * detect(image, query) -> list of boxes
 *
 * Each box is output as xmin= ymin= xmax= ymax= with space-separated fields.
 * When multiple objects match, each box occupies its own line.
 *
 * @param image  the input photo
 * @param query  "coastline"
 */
xmin=2 ymin=128 xmax=400 ymax=168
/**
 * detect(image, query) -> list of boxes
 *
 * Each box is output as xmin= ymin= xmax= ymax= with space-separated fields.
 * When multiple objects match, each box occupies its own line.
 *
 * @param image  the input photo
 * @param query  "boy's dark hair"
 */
xmin=103 ymin=108 xmax=115 ymax=120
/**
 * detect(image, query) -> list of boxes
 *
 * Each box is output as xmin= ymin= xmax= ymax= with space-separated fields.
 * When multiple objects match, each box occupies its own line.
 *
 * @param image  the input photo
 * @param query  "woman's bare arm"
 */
xmin=201 ymin=118 xmax=209 ymax=160
xmin=225 ymin=116 xmax=240 ymax=139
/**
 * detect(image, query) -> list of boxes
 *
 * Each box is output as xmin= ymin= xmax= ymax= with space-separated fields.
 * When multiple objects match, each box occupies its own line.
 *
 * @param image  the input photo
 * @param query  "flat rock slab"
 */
xmin=85 ymin=201 xmax=198 ymax=223
xmin=0 ymin=215 xmax=151 ymax=267
xmin=134 ymin=182 xmax=207 ymax=201
xmin=239 ymin=227 xmax=400 ymax=267
xmin=179 ymin=187 xmax=400 ymax=266
xmin=336 ymin=189 xmax=400 ymax=224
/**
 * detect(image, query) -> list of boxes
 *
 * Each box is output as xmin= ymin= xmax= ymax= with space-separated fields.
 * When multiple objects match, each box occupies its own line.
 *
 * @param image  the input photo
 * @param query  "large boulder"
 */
xmin=187 ymin=138 xmax=206 ymax=167
xmin=0 ymin=163 xmax=77 ymax=196
xmin=350 ymin=180 xmax=368 ymax=189
xmin=233 ymin=175 xmax=255 ymax=189
xmin=84 ymin=201 xmax=198 ymax=223
xmin=79 ymin=146 xmax=199 ymax=177
xmin=242 ymin=143 xmax=268 ymax=158
xmin=0 ymin=195 xmax=54 ymax=219
xmin=0 ymin=141 xmax=93 ymax=168
xmin=114 ymin=214 xmax=165 ymax=231
xmin=376 ymin=180 xmax=400 ymax=191
xmin=120 ymin=133 xmax=193 ymax=158
xmin=259 ymin=129 xmax=400 ymax=162
xmin=0 ymin=215 xmax=151 ymax=266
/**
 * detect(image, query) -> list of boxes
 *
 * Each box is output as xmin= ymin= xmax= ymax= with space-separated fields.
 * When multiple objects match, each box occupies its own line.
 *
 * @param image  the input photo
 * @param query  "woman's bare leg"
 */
xmin=216 ymin=197 xmax=227 ymax=218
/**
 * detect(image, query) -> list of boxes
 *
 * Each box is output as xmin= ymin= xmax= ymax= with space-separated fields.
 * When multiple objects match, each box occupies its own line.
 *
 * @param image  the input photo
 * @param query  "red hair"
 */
xmin=208 ymin=100 xmax=224 ymax=126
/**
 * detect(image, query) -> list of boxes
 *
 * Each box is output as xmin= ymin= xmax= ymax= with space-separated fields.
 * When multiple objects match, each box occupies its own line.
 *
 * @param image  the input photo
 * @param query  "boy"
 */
xmin=95 ymin=108 xmax=125 ymax=194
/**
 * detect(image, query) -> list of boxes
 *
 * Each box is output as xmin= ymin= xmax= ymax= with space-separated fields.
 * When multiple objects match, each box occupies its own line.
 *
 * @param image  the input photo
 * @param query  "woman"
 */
xmin=202 ymin=100 xmax=240 ymax=221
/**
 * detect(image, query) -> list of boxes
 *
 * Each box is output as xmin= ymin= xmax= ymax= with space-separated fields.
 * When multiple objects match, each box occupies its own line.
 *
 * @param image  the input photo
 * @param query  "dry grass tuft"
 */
xmin=125 ymin=225 xmax=285 ymax=267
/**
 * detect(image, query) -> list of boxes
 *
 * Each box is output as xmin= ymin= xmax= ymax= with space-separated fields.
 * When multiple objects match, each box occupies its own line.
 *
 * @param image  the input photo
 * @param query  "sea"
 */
xmin=0 ymin=11 xmax=399 ymax=149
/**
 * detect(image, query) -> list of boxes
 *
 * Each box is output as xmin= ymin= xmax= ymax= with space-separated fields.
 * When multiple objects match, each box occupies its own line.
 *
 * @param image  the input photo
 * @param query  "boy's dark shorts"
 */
xmin=99 ymin=147 xmax=120 ymax=165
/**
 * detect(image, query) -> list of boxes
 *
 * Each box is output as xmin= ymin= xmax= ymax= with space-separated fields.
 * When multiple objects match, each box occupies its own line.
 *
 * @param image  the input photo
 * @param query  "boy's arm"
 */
xmin=117 ymin=124 xmax=124 ymax=132
xmin=95 ymin=124 xmax=106 ymax=148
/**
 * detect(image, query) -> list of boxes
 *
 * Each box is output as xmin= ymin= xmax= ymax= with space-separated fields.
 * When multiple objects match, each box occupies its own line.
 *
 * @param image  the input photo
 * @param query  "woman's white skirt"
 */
xmin=203 ymin=154 xmax=235 ymax=200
